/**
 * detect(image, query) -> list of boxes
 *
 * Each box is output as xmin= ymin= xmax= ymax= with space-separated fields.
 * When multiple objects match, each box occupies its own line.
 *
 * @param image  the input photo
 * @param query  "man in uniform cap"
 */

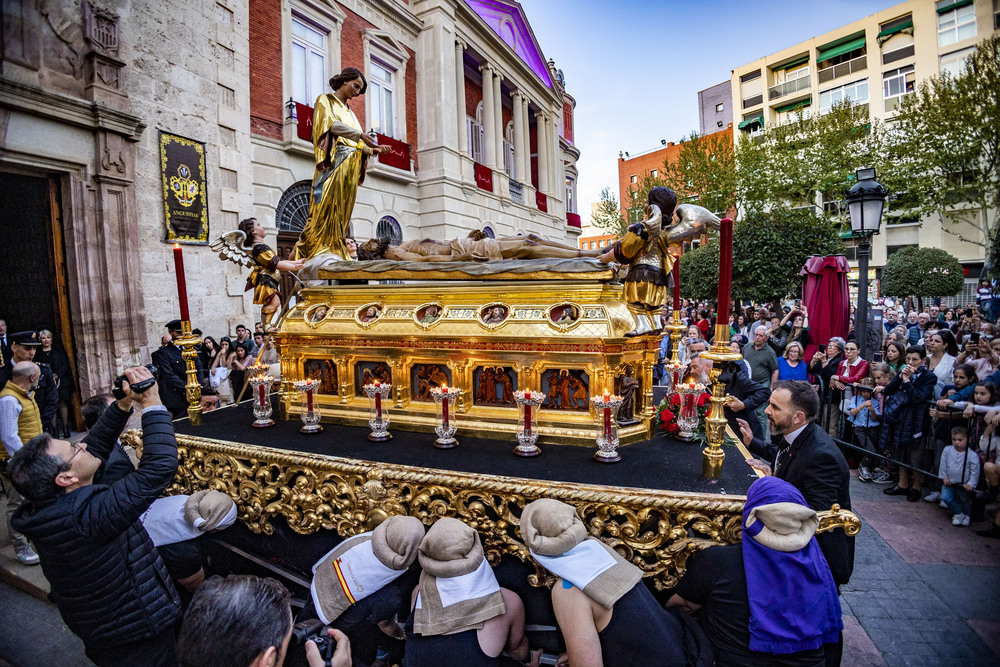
xmin=0 ymin=331 xmax=58 ymax=431
xmin=151 ymin=320 xmax=203 ymax=419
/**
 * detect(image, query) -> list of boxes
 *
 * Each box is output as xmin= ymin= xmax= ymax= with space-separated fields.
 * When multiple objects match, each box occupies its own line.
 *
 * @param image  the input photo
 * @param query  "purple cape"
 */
xmin=742 ymin=476 xmax=843 ymax=654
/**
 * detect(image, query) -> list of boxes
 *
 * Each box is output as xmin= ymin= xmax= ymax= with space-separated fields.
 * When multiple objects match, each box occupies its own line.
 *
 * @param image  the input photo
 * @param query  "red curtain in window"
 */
xmin=294 ymin=103 xmax=313 ymax=141
xmin=474 ymin=162 xmax=494 ymax=192
xmin=375 ymin=133 xmax=411 ymax=170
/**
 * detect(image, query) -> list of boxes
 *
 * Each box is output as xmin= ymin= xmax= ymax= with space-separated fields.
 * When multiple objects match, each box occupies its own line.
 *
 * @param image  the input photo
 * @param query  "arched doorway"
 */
xmin=274 ymin=180 xmax=311 ymax=298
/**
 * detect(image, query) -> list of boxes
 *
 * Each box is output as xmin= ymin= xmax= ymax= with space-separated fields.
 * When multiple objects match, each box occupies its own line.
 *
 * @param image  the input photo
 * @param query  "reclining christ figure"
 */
xmin=356 ymin=231 xmax=601 ymax=262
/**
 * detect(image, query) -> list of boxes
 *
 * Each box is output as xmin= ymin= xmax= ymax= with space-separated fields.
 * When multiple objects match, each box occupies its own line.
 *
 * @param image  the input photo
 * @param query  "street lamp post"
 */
xmin=845 ymin=167 xmax=888 ymax=361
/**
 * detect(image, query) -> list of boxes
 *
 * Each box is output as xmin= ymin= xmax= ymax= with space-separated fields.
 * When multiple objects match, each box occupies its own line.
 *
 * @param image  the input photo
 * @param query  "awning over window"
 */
xmin=936 ymin=0 xmax=972 ymax=14
xmin=877 ymin=18 xmax=914 ymax=44
xmin=774 ymin=99 xmax=812 ymax=114
xmin=737 ymin=114 xmax=764 ymax=130
xmin=772 ymin=55 xmax=809 ymax=71
xmin=817 ymin=35 xmax=866 ymax=63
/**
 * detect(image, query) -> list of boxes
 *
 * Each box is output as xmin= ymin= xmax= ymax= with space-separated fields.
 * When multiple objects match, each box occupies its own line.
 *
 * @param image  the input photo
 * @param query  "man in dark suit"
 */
xmin=737 ymin=379 xmax=853 ymax=667
xmin=687 ymin=343 xmax=771 ymax=440
xmin=0 ymin=318 xmax=11 ymax=365
xmin=151 ymin=320 xmax=203 ymax=419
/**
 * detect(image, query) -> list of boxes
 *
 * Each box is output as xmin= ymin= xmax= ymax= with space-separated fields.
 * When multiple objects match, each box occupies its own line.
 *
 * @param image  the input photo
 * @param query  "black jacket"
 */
xmin=720 ymin=367 xmax=770 ymax=441
xmin=12 ymin=404 xmax=181 ymax=649
xmin=748 ymin=421 xmax=854 ymax=586
xmin=151 ymin=343 xmax=203 ymax=416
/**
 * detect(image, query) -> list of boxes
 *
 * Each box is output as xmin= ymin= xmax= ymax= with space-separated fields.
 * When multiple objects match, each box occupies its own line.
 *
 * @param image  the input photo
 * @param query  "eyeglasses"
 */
xmin=66 ymin=442 xmax=84 ymax=465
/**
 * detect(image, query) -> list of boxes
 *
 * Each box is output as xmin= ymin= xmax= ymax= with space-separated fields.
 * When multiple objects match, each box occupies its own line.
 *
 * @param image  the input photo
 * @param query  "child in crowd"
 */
xmin=850 ymin=377 xmax=882 ymax=483
xmin=954 ymin=381 xmax=1000 ymax=446
xmin=881 ymin=346 xmax=936 ymax=502
xmin=925 ymin=364 xmax=978 ymax=503
xmin=939 ymin=426 xmax=980 ymax=526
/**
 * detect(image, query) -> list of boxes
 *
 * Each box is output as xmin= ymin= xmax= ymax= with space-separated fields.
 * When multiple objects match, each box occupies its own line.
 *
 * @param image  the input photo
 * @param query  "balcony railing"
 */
xmin=817 ymin=55 xmax=867 ymax=84
xmin=769 ymin=75 xmax=811 ymax=100
xmin=509 ymin=180 xmax=523 ymax=204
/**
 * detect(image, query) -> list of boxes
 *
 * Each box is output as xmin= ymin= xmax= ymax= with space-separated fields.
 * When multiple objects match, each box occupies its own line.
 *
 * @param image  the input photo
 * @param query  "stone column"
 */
xmin=480 ymin=64 xmax=496 ymax=168
xmin=520 ymin=97 xmax=531 ymax=187
xmin=493 ymin=72 xmax=504 ymax=173
xmin=455 ymin=40 xmax=467 ymax=156
xmin=511 ymin=91 xmax=523 ymax=182
xmin=550 ymin=108 xmax=564 ymax=203
xmin=535 ymin=111 xmax=549 ymax=194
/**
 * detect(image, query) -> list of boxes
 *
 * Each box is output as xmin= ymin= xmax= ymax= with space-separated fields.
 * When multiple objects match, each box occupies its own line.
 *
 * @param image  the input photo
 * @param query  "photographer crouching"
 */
xmin=7 ymin=366 xmax=183 ymax=666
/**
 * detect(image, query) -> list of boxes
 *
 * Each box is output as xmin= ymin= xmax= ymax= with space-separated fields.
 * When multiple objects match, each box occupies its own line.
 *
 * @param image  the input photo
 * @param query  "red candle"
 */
xmin=258 ymin=382 xmax=266 ymax=408
xmin=173 ymin=244 xmax=190 ymax=322
xmin=306 ymin=387 xmax=314 ymax=412
xmin=672 ymin=254 xmax=681 ymax=310
xmin=442 ymin=395 xmax=450 ymax=428
xmin=717 ymin=218 xmax=733 ymax=324
xmin=603 ymin=406 xmax=612 ymax=440
xmin=524 ymin=403 xmax=532 ymax=436
xmin=374 ymin=390 xmax=382 ymax=421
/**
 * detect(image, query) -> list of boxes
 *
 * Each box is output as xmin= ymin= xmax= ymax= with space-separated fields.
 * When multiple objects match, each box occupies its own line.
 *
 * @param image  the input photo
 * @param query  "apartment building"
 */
xmin=731 ymin=0 xmax=998 ymax=302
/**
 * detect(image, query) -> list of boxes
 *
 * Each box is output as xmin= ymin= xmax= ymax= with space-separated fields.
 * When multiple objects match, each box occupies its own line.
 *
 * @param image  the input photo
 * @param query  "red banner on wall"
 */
xmin=566 ymin=212 xmax=581 ymax=228
xmin=536 ymin=192 xmax=548 ymax=212
xmin=474 ymin=162 xmax=494 ymax=192
xmin=295 ymin=103 xmax=313 ymax=141
xmin=375 ymin=133 xmax=411 ymax=170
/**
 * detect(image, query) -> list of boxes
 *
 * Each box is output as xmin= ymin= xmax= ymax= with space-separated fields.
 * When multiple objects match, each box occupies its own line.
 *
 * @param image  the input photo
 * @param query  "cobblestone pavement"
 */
xmin=1 ymin=472 xmax=998 ymax=666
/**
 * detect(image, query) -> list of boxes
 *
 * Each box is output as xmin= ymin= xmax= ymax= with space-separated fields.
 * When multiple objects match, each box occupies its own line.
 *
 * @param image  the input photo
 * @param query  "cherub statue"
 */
xmin=598 ymin=188 xmax=720 ymax=337
xmin=210 ymin=217 xmax=304 ymax=330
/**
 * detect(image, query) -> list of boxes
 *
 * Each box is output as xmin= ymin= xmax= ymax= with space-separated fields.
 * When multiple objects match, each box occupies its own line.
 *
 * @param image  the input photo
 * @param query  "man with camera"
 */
xmin=7 ymin=366 xmax=182 ymax=665
xmin=178 ymin=574 xmax=353 ymax=667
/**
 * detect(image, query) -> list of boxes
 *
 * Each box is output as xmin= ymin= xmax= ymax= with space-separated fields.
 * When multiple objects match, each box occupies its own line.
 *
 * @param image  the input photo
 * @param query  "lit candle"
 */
xmin=173 ymin=244 xmax=190 ymax=322
xmin=603 ymin=389 xmax=610 ymax=403
xmin=672 ymin=254 xmax=681 ymax=311
xmin=372 ymin=380 xmax=383 ymax=421
xmin=258 ymin=382 xmax=266 ymax=409
xmin=717 ymin=218 xmax=733 ymax=325
xmin=306 ymin=385 xmax=314 ymax=412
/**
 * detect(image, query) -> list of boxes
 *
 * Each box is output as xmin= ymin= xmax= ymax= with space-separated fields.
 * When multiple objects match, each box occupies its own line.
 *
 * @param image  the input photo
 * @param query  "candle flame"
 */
xmin=374 ymin=380 xmax=380 ymax=386
xmin=603 ymin=389 xmax=610 ymax=403
xmin=174 ymin=243 xmax=180 ymax=250
xmin=442 ymin=384 xmax=448 ymax=391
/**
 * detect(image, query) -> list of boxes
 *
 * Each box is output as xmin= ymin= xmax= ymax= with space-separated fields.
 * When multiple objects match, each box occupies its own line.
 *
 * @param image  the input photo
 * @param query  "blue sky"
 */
xmin=523 ymin=0 xmax=902 ymax=212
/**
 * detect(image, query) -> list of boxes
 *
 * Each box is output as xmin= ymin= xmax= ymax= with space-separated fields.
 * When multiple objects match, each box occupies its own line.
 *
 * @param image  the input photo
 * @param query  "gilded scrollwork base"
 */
xmin=123 ymin=430 xmax=746 ymax=589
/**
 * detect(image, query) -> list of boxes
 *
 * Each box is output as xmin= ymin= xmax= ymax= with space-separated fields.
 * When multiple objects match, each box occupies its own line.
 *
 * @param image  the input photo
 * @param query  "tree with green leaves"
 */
xmin=679 ymin=209 xmax=843 ymax=307
xmin=890 ymin=34 xmax=1000 ymax=254
xmin=880 ymin=247 xmax=964 ymax=309
xmin=590 ymin=186 xmax=628 ymax=237
xmin=660 ymin=131 xmax=737 ymax=216
xmin=734 ymin=100 xmax=909 ymax=224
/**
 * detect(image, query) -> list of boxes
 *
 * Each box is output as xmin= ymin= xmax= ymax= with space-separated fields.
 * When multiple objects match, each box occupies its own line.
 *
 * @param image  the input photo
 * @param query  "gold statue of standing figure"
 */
xmin=293 ymin=67 xmax=391 ymax=261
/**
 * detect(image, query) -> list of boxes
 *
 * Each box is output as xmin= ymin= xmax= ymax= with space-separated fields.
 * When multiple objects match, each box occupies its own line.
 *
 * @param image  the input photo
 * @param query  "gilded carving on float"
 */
xmin=304 ymin=303 xmax=332 ymax=327
xmin=545 ymin=302 xmax=584 ymax=332
xmin=122 ymin=429 xmax=747 ymax=589
xmin=413 ymin=302 xmax=446 ymax=330
xmin=475 ymin=302 xmax=512 ymax=330
xmin=354 ymin=302 xmax=384 ymax=329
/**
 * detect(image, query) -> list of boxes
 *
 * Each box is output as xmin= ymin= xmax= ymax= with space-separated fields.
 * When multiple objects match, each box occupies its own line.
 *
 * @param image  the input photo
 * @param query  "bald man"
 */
xmin=0 ymin=360 xmax=42 ymax=564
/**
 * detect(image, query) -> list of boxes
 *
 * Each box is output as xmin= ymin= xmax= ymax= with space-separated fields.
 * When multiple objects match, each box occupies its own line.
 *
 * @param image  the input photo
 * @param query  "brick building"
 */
xmin=616 ymin=124 xmax=734 ymax=218
xmin=0 ymin=0 xmax=581 ymax=402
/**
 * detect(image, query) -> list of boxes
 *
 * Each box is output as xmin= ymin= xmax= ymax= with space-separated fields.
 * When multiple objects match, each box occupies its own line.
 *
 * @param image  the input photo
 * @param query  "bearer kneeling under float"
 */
xmin=304 ymin=515 xmax=425 ymax=666
xmin=519 ymin=498 xmax=712 ymax=667
xmin=404 ymin=517 xmax=540 ymax=667
xmin=668 ymin=477 xmax=843 ymax=667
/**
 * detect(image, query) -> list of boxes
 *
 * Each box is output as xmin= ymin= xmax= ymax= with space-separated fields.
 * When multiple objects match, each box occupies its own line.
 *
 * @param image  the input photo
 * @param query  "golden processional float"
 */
xmin=131 ymin=204 xmax=860 ymax=592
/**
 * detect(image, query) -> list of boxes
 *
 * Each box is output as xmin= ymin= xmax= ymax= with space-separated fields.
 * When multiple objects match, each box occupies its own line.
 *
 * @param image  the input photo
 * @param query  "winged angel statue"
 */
xmin=210 ymin=218 xmax=304 ymax=330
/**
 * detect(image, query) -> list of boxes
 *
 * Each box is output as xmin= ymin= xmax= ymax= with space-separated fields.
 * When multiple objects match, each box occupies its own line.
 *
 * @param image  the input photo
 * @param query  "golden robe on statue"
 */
xmin=609 ymin=205 xmax=675 ymax=315
xmin=292 ymin=93 xmax=372 ymax=261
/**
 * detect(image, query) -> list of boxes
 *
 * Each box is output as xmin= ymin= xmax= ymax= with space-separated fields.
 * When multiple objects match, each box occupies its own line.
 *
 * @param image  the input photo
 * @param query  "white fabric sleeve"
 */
xmin=0 ymin=396 xmax=24 ymax=456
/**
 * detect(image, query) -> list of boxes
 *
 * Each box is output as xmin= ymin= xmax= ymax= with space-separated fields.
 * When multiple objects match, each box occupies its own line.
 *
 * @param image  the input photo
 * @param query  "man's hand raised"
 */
xmin=122 ymin=366 xmax=162 ymax=410
xmin=736 ymin=418 xmax=754 ymax=447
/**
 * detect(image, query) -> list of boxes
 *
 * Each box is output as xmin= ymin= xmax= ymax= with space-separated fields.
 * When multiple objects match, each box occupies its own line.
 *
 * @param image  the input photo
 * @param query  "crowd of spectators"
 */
xmin=657 ymin=297 xmax=1000 ymax=539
